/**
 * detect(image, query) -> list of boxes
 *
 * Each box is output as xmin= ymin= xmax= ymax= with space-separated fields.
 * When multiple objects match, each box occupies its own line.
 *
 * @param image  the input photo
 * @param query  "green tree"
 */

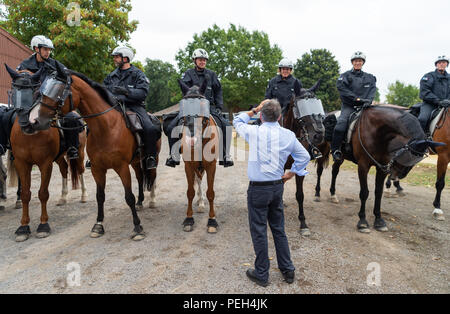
xmin=0 ymin=0 xmax=138 ymax=82
xmin=175 ymin=24 xmax=283 ymax=111
xmin=385 ymin=81 xmax=421 ymax=107
xmin=294 ymin=49 xmax=341 ymax=112
xmin=144 ymin=59 xmax=179 ymax=113
xmin=374 ymin=88 xmax=381 ymax=103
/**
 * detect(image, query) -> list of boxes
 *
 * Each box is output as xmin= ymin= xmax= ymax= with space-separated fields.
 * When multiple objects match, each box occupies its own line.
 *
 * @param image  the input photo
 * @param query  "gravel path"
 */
xmin=0 ymin=136 xmax=448 ymax=294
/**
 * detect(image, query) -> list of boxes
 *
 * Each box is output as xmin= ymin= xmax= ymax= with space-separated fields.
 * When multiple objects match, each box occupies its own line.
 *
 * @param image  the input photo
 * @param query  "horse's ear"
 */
xmin=199 ymin=79 xmax=208 ymax=96
xmin=4 ymin=64 xmax=20 ymax=80
xmin=309 ymin=79 xmax=322 ymax=93
xmin=178 ymin=79 xmax=190 ymax=96
xmin=294 ymin=80 xmax=302 ymax=96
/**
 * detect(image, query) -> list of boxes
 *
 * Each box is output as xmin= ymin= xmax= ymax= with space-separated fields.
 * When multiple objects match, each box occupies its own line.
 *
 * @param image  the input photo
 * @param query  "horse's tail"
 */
xmin=69 ymin=158 xmax=80 ymax=190
xmin=7 ymin=150 xmax=18 ymax=188
xmin=143 ymin=168 xmax=156 ymax=192
xmin=314 ymin=142 xmax=331 ymax=169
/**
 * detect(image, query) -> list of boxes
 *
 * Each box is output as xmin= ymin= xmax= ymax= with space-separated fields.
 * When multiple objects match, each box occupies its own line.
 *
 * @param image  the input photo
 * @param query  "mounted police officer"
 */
xmin=16 ymin=35 xmax=82 ymax=159
xmin=265 ymin=59 xmax=303 ymax=114
xmin=419 ymin=55 xmax=450 ymax=136
xmin=104 ymin=46 xmax=161 ymax=170
xmin=165 ymin=48 xmax=234 ymax=168
xmin=331 ymin=51 xmax=377 ymax=162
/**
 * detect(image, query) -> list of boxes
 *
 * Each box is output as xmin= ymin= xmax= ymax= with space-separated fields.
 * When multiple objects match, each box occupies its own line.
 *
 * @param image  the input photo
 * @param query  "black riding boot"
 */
xmin=331 ymin=129 xmax=345 ymax=162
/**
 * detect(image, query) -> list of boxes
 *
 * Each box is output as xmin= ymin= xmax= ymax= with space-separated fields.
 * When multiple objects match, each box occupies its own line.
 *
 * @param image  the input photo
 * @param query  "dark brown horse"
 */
xmin=5 ymin=65 xmax=86 ymax=242
xmin=29 ymin=64 xmax=161 ymax=241
xmin=283 ymin=80 xmax=329 ymax=236
xmin=326 ymin=104 xmax=443 ymax=233
xmin=385 ymin=104 xmax=449 ymax=221
xmin=178 ymin=80 xmax=220 ymax=233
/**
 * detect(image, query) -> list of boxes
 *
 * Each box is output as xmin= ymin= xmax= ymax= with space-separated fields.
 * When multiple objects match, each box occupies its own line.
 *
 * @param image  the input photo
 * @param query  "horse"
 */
xmin=324 ymin=103 xmax=443 ymax=233
xmin=0 ymin=155 xmax=6 ymax=210
xmin=4 ymin=64 xmax=87 ymax=242
xmin=282 ymin=80 xmax=329 ymax=236
xmin=31 ymin=63 xmax=160 ymax=241
xmin=385 ymin=103 xmax=449 ymax=221
xmin=177 ymin=79 xmax=220 ymax=233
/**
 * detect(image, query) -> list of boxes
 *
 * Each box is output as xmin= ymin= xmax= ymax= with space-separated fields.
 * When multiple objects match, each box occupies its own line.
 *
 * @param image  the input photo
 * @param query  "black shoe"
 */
xmin=332 ymin=150 xmax=343 ymax=162
xmin=85 ymin=160 xmax=91 ymax=168
xmin=282 ymin=270 xmax=295 ymax=284
xmin=246 ymin=269 xmax=268 ymax=287
xmin=67 ymin=147 xmax=79 ymax=160
xmin=146 ymin=156 xmax=157 ymax=170
xmin=165 ymin=156 xmax=180 ymax=168
xmin=219 ymin=157 xmax=234 ymax=167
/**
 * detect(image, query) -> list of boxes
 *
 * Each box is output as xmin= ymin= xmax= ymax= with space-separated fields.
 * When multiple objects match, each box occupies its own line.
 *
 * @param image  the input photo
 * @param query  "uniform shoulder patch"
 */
xmin=421 ymin=76 xmax=429 ymax=81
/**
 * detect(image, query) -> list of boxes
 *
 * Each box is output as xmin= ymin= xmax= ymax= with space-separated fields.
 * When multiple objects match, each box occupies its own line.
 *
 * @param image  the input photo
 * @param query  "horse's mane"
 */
xmin=68 ymin=70 xmax=117 ymax=107
xmin=370 ymin=105 xmax=425 ymax=140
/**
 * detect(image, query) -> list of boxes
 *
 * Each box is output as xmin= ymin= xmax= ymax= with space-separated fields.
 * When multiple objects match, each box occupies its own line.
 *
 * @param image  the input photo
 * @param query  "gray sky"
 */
xmin=128 ymin=0 xmax=449 ymax=101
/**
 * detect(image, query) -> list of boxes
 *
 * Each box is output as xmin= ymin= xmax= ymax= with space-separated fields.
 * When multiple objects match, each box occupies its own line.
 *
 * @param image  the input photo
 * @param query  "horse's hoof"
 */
xmin=90 ymin=223 xmax=105 ymax=238
xmin=184 ymin=225 xmax=194 ymax=232
xmin=15 ymin=201 xmax=22 ymax=209
xmin=15 ymin=225 xmax=31 ymax=242
xmin=207 ymin=226 xmax=217 ymax=234
xmin=376 ymin=226 xmax=389 ymax=232
xmin=57 ymin=199 xmax=67 ymax=206
xmin=433 ymin=209 xmax=445 ymax=221
xmin=314 ymin=197 xmax=321 ymax=203
xmin=300 ymin=228 xmax=311 ymax=237
xmin=81 ymin=195 xmax=88 ymax=203
xmin=136 ymin=204 xmax=144 ymax=212
xmin=397 ymin=190 xmax=406 ymax=197
xmin=131 ymin=227 xmax=146 ymax=241
xmin=148 ymin=201 xmax=156 ymax=209
xmin=330 ymin=195 xmax=339 ymax=204
xmin=36 ymin=224 xmax=51 ymax=238
xmin=384 ymin=190 xmax=397 ymax=198
xmin=0 ymin=205 xmax=5 ymax=211
xmin=358 ymin=228 xmax=371 ymax=234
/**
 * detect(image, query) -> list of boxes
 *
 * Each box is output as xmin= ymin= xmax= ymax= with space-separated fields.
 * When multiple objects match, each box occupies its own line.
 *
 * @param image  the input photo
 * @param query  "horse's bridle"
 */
xmin=356 ymin=104 xmax=427 ymax=174
xmin=38 ymin=73 xmax=120 ymax=131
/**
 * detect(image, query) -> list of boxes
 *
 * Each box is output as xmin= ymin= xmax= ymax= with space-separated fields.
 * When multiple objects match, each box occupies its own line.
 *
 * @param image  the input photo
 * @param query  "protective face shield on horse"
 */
xmin=179 ymin=97 xmax=211 ymax=146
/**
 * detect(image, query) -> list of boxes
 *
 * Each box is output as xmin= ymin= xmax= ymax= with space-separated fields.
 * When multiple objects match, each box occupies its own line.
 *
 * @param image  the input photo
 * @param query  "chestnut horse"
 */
xmin=5 ymin=65 xmax=87 ymax=242
xmin=385 ymin=104 xmax=449 ymax=221
xmin=32 ymin=64 xmax=160 ymax=241
xmin=177 ymin=80 xmax=220 ymax=233
xmin=326 ymin=104 xmax=443 ymax=233
xmin=283 ymin=80 xmax=328 ymax=236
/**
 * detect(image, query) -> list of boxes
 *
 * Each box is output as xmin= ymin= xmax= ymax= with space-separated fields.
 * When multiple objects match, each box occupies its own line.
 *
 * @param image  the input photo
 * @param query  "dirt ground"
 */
xmin=0 ymin=136 xmax=448 ymax=294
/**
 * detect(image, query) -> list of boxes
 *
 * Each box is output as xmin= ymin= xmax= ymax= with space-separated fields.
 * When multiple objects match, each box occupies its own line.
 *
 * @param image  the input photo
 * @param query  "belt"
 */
xmin=249 ymin=180 xmax=284 ymax=186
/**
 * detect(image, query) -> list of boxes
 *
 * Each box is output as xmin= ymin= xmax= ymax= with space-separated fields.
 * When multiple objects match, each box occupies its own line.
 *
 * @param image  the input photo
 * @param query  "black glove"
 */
xmin=112 ymin=86 xmax=129 ymax=96
xmin=115 ymin=95 xmax=127 ymax=103
xmin=439 ymin=99 xmax=450 ymax=107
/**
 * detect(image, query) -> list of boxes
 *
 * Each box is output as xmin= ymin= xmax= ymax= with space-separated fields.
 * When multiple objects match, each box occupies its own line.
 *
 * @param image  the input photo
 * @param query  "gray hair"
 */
xmin=261 ymin=99 xmax=282 ymax=122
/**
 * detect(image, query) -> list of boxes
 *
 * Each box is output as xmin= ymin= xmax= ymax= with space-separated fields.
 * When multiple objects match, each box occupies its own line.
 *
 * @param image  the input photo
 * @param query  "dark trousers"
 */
xmin=164 ymin=111 xmax=231 ymax=161
xmin=127 ymin=105 xmax=161 ymax=157
xmin=247 ymin=183 xmax=295 ymax=282
xmin=331 ymin=103 xmax=356 ymax=151
xmin=418 ymin=102 xmax=437 ymax=133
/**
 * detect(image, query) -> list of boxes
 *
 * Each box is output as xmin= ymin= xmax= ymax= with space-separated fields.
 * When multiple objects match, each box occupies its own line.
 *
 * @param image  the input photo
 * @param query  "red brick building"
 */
xmin=0 ymin=28 xmax=32 ymax=105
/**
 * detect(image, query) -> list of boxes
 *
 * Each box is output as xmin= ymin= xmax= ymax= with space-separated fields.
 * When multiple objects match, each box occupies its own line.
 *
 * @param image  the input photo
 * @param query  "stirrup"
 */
xmin=165 ymin=156 xmax=180 ymax=168
xmin=67 ymin=147 xmax=79 ymax=160
xmin=145 ymin=156 xmax=157 ymax=170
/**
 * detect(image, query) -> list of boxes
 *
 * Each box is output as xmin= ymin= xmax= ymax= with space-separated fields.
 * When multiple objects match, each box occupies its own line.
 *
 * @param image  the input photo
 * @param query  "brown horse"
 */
xmin=177 ymin=80 xmax=220 ymax=233
xmin=31 ymin=64 xmax=160 ymax=241
xmin=5 ymin=65 xmax=87 ymax=242
xmin=385 ymin=104 xmax=449 ymax=221
xmin=283 ymin=80 xmax=329 ymax=236
xmin=326 ymin=104 xmax=443 ymax=233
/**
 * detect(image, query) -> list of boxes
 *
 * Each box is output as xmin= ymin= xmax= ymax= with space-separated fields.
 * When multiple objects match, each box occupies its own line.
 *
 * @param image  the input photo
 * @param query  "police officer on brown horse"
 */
xmin=104 ymin=46 xmax=161 ymax=170
xmin=419 ymin=55 xmax=450 ymax=137
xmin=15 ymin=35 xmax=83 ymax=159
xmin=165 ymin=48 xmax=234 ymax=168
xmin=331 ymin=51 xmax=377 ymax=162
